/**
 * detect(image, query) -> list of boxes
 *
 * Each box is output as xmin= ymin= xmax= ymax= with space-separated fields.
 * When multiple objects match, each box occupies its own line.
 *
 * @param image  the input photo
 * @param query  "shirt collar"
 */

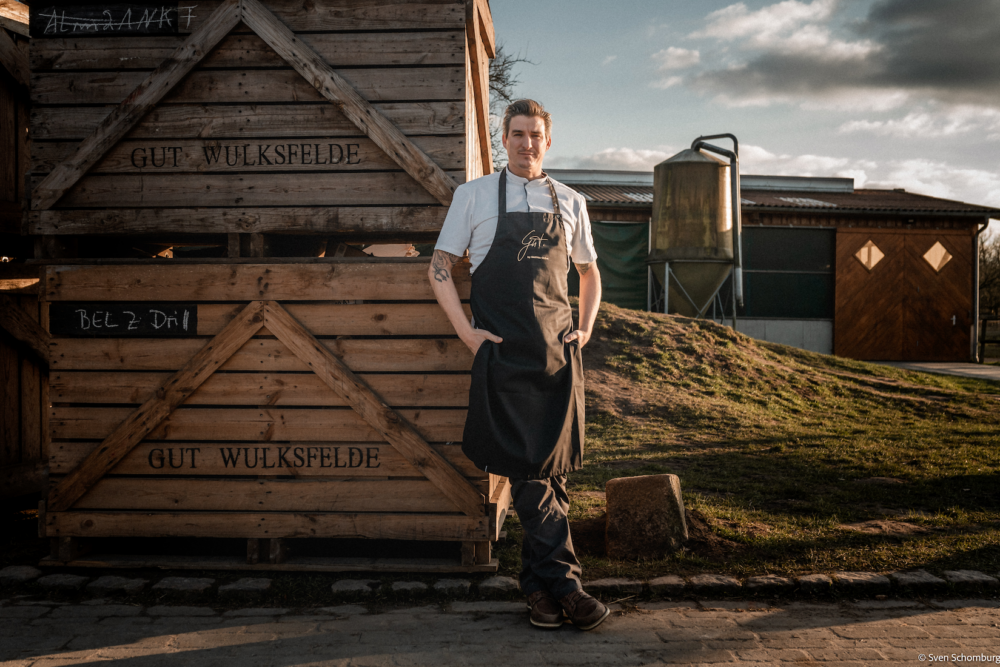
xmin=505 ymin=168 xmax=549 ymax=187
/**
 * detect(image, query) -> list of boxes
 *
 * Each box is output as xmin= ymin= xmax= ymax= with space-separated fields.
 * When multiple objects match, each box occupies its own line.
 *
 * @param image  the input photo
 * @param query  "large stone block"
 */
xmin=605 ymin=474 xmax=687 ymax=560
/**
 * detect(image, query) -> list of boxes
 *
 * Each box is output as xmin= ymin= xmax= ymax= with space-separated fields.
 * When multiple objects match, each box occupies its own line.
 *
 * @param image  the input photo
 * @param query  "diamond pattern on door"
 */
xmin=923 ymin=241 xmax=953 ymax=273
xmin=854 ymin=240 xmax=885 ymax=271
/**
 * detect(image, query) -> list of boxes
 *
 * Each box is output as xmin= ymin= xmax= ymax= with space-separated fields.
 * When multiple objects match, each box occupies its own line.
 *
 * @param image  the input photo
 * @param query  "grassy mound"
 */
xmin=498 ymin=301 xmax=1000 ymax=580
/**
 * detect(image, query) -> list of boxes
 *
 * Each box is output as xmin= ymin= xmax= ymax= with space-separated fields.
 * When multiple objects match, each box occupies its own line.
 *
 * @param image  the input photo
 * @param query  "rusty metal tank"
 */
xmin=650 ymin=148 xmax=734 ymax=317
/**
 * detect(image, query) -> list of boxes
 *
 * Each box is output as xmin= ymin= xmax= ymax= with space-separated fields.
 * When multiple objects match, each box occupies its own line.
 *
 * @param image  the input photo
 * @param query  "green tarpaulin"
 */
xmin=568 ymin=221 xmax=649 ymax=310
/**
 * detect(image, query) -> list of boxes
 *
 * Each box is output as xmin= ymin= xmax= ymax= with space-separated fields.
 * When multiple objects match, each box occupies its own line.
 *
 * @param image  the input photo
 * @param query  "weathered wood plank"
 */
xmin=31 ymin=102 xmax=464 ymax=141
xmin=50 ymin=337 xmax=474 ymax=372
xmin=37 ymin=170 xmax=466 ymax=208
xmin=46 ymin=510 xmax=489 ymax=540
xmin=243 ymin=0 xmax=459 ymax=206
xmin=474 ymin=0 xmax=495 ymax=58
xmin=0 ymin=23 xmax=28 ymax=87
xmin=28 ymin=206 xmax=448 ymax=236
xmin=75 ymin=478 xmax=460 ymax=513
xmin=31 ymin=0 xmax=242 ymax=211
xmin=52 ymin=371 xmax=471 ymax=407
xmin=50 ymin=406 xmax=466 ymax=442
xmin=20 ymin=356 xmax=41 ymax=465
xmin=50 ymin=441 xmax=483 ymax=477
xmin=0 ymin=462 xmax=46 ymax=498
xmin=197 ymin=302 xmax=470 ymax=336
xmin=0 ymin=341 xmax=19 ymax=467
xmin=0 ymin=2 xmax=29 ymax=37
xmin=45 ymin=261 xmax=471 ymax=301
xmin=46 ymin=300 xmax=266 ymax=512
xmin=31 ymin=31 xmax=465 ymax=70
xmin=32 ymin=136 xmax=465 ymax=174
xmin=31 ymin=67 xmax=466 ymax=105
xmin=465 ymin=0 xmax=491 ymax=173
xmin=0 ymin=294 xmax=50 ymax=362
xmin=264 ymin=301 xmax=483 ymax=517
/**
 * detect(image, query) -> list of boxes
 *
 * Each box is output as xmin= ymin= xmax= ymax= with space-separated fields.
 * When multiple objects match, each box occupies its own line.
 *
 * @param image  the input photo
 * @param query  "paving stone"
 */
xmin=330 ymin=579 xmax=379 ymax=596
xmin=391 ymin=581 xmax=429 ymax=594
xmin=317 ymin=604 xmax=367 ymax=616
xmin=746 ymin=574 xmax=795 ymax=595
xmin=49 ymin=604 xmax=142 ymax=618
xmin=890 ymin=569 xmax=947 ymax=591
xmin=833 ymin=571 xmax=891 ymax=594
xmin=36 ymin=574 xmax=89 ymax=591
xmin=583 ymin=577 xmax=644 ymax=597
xmin=223 ymin=607 xmax=288 ymax=617
xmin=0 ymin=566 xmax=43 ymax=585
xmin=648 ymin=575 xmax=686 ymax=596
xmin=932 ymin=599 xmax=1000 ymax=609
xmin=86 ymin=576 xmax=148 ymax=595
xmin=852 ymin=599 xmax=925 ymax=608
xmin=688 ymin=574 xmax=742 ymax=595
xmin=0 ymin=605 xmax=50 ymax=619
xmin=477 ymin=576 xmax=519 ymax=596
xmin=638 ymin=600 xmax=699 ymax=610
xmin=218 ymin=578 xmax=271 ymax=599
xmin=605 ymin=473 xmax=687 ymax=560
xmin=151 ymin=577 xmax=215 ymax=597
xmin=146 ymin=605 xmax=217 ymax=616
xmin=797 ymin=573 xmax=833 ymax=594
xmin=450 ymin=601 xmax=524 ymax=614
xmin=942 ymin=570 xmax=1000 ymax=589
xmin=433 ymin=579 xmax=471 ymax=595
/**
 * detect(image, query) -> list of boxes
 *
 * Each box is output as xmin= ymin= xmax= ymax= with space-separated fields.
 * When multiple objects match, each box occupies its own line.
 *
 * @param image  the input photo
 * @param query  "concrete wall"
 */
xmin=735 ymin=319 xmax=833 ymax=355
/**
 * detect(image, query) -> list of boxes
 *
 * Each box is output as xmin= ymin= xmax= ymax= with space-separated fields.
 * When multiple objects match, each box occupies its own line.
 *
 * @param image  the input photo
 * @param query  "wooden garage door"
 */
xmin=835 ymin=229 xmax=973 ymax=361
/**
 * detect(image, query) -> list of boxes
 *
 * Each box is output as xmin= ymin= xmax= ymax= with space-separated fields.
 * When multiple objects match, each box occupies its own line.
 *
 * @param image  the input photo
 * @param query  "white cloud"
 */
xmin=650 ymin=76 xmax=683 ymax=90
xmin=547 ymin=147 xmax=677 ymax=171
xmin=693 ymin=0 xmax=837 ymax=41
xmin=740 ymin=144 xmax=876 ymax=185
xmin=652 ymin=47 xmax=700 ymax=70
xmin=839 ymin=106 xmax=1000 ymax=139
xmin=602 ymin=55 xmax=618 ymax=66
xmin=867 ymin=159 xmax=1000 ymax=208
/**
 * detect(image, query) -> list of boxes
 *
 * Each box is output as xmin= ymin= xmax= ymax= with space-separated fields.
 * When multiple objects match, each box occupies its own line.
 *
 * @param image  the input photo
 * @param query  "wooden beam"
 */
xmin=263 ymin=301 xmax=485 ymax=518
xmin=30 ymin=0 xmax=241 ymax=211
xmin=241 ymin=0 xmax=458 ymax=206
xmin=465 ymin=0 xmax=492 ymax=174
xmin=46 ymin=300 xmax=265 ymax=512
xmin=0 ymin=23 xmax=28 ymax=88
xmin=0 ymin=1 xmax=29 ymax=37
xmin=0 ymin=294 xmax=50 ymax=364
xmin=475 ymin=0 xmax=496 ymax=58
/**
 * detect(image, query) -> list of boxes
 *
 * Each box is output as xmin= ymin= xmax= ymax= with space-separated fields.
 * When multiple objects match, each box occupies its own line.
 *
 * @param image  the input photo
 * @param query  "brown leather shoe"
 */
xmin=559 ymin=590 xmax=610 ymax=630
xmin=527 ymin=590 xmax=565 ymax=628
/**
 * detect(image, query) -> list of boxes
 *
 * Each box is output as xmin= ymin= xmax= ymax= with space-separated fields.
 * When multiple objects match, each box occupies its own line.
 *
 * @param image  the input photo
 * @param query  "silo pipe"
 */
xmin=691 ymin=135 xmax=744 ymax=308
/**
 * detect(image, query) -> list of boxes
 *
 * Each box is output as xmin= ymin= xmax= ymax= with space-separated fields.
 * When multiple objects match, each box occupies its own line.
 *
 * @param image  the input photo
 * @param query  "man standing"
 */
xmin=428 ymin=100 xmax=607 ymax=630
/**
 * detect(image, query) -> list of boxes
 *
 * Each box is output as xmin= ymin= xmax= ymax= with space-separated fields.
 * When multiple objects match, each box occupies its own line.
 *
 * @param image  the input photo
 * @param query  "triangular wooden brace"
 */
xmin=262 ymin=301 xmax=485 ymax=518
xmin=47 ymin=300 xmax=267 ymax=512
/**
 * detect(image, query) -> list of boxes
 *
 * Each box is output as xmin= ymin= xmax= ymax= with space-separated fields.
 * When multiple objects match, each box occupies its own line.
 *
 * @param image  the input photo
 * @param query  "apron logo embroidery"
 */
xmin=519 ymin=230 xmax=550 ymax=261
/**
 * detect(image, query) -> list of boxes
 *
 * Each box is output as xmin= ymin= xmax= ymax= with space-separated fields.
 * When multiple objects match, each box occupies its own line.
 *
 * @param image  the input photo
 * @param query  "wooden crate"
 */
xmin=26 ymin=0 xmax=494 ymax=253
xmin=0 ymin=264 xmax=48 ymax=498
xmin=41 ymin=258 xmax=511 ymax=571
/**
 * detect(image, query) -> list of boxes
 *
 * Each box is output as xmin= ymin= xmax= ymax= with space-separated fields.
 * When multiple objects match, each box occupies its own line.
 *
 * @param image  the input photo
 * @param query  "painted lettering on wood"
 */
xmin=50 ymin=303 xmax=196 ymax=336
xmin=146 ymin=445 xmax=383 ymax=469
xmin=31 ymin=1 xmax=196 ymax=37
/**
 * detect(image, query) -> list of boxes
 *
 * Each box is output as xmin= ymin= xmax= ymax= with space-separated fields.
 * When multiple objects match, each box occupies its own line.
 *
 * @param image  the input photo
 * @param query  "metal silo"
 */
xmin=648 ymin=135 xmax=744 ymax=321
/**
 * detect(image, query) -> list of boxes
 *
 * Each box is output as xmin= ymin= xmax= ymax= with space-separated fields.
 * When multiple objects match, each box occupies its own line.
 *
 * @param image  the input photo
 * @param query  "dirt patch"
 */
xmin=856 ymin=477 xmax=906 ymax=485
xmin=839 ymin=520 xmax=930 ymax=535
xmin=684 ymin=509 xmax=747 ymax=560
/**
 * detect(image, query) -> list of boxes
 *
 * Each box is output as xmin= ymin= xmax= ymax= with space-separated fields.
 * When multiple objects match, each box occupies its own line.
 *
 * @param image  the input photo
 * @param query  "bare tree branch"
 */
xmin=488 ymin=42 xmax=534 ymax=171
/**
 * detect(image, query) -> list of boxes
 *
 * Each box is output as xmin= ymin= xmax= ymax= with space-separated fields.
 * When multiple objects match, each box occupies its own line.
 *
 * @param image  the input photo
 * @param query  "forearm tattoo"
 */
xmin=432 ymin=249 xmax=461 ymax=283
xmin=576 ymin=262 xmax=592 ymax=276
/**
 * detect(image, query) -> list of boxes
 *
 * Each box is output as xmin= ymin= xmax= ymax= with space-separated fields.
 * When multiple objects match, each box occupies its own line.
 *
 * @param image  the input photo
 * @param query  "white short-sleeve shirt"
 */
xmin=434 ymin=169 xmax=598 ymax=273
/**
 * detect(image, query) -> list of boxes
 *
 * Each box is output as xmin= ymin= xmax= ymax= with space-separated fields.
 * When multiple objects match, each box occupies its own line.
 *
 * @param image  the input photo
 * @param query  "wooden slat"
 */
xmin=32 ymin=136 xmax=465 ymax=174
xmin=0 ymin=75 xmax=15 ymax=204
xmin=46 ymin=300 xmax=266 ymax=512
xmin=474 ymin=0 xmax=495 ymax=58
xmin=30 ymin=31 xmax=464 ymax=71
xmin=264 ymin=301 xmax=483 ymax=517
xmin=197 ymin=302 xmax=470 ymax=336
xmin=242 ymin=0 xmax=458 ymax=207
xmin=31 ymin=102 xmax=464 ymax=141
xmin=50 ymin=406 xmax=466 ymax=442
xmin=28 ymin=206 xmax=448 ymax=236
xmin=45 ymin=510 xmax=488 ymax=540
xmin=36 ymin=170 xmax=465 ymax=209
xmin=0 ymin=1 xmax=29 ymax=37
xmin=0 ymin=294 xmax=50 ymax=363
xmin=0 ymin=24 xmax=28 ymax=87
xmin=0 ymin=341 xmax=18 ymax=467
xmin=20 ymin=355 xmax=41 ymax=465
xmin=45 ymin=261 xmax=471 ymax=301
xmin=31 ymin=0 xmax=242 ymax=211
xmin=52 ymin=371 xmax=470 ymax=407
xmin=50 ymin=441 xmax=482 ymax=477
xmin=75 ymin=478 xmax=460 ymax=513
xmin=31 ymin=67 xmax=465 ymax=105
xmin=465 ymin=0 xmax=491 ymax=173
xmin=50 ymin=337 xmax=474 ymax=372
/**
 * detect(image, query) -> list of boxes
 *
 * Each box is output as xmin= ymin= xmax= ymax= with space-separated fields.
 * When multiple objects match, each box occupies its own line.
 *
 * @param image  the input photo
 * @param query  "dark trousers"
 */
xmin=510 ymin=475 xmax=582 ymax=599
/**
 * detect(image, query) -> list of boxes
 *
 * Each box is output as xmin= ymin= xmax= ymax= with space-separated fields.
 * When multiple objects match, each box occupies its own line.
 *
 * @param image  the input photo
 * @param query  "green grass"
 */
xmin=541 ymin=301 xmax=1000 ymax=580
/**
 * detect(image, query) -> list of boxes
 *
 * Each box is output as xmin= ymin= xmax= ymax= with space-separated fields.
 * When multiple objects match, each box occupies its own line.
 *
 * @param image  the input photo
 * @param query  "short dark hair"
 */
xmin=503 ymin=99 xmax=552 ymax=138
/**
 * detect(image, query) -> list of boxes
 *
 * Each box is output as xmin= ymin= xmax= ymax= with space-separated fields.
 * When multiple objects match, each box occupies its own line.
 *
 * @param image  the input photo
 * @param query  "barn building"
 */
xmin=548 ymin=169 xmax=1000 ymax=362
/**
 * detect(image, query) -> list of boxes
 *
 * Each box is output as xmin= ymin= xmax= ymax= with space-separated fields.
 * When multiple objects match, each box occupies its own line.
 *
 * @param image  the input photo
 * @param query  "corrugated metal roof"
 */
xmin=570 ymin=183 xmax=1000 ymax=216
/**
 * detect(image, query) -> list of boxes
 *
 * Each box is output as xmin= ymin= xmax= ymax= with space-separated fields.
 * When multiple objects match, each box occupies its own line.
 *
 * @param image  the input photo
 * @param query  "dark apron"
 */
xmin=461 ymin=169 xmax=585 ymax=479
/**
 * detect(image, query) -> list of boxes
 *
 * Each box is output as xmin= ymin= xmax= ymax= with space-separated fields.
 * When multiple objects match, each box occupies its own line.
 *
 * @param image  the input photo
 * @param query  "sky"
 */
xmin=490 ymin=0 xmax=1000 ymax=230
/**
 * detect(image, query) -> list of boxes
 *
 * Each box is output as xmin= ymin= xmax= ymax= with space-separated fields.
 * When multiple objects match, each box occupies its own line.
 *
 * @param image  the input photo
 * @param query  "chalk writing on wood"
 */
xmin=50 ymin=303 xmax=197 ymax=337
xmin=31 ymin=2 xmax=196 ymax=37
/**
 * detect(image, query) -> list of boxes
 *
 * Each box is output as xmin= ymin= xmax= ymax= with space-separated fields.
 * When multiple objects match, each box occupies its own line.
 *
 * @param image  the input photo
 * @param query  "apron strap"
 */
xmin=545 ymin=177 xmax=562 ymax=218
xmin=498 ymin=168 xmax=507 ymax=218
